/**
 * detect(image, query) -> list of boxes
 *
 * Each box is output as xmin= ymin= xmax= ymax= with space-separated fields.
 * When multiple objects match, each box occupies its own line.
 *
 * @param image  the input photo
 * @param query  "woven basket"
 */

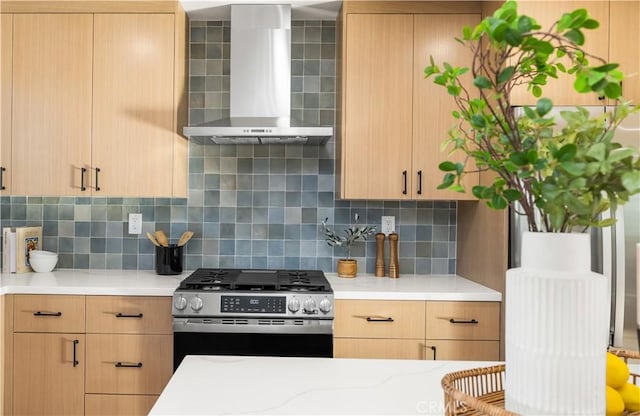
xmin=441 ymin=348 xmax=640 ymax=416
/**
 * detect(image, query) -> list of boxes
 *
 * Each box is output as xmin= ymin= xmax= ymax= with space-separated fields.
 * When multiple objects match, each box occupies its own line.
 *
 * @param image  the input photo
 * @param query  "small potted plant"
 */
xmin=321 ymin=214 xmax=375 ymax=278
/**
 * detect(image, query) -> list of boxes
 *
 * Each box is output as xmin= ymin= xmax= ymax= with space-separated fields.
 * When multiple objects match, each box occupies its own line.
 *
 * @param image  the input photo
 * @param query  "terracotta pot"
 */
xmin=337 ymin=259 xmax=357 ymax=278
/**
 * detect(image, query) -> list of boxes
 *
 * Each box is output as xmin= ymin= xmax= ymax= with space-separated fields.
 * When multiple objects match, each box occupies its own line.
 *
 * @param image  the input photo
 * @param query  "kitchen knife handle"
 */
xmin=402 ymin=171 xmax=407 ymax=195
xmin=0 ymin=166 xmax=5 ymax=190
xmin=72 ymin=339 xmax=79 ymax=367
xmin=115 ymin=312 xmax=143 ymax=318
xmin=449 ymin=318 xmax=479 ymax=324
xmin=365 ymin=316 xmax=394 ymax=322
xmin=95 ymin=167 xmax=101 ymax=191
xmin=80 ymin=167 xmax=87 ymax=191
xmin=417 ymin=170 xmax=422 ymax=195
xmin=115 ymin=362 xmax=143 ymax=368
xmin=34 ymin=311 xmax=62 ymax=317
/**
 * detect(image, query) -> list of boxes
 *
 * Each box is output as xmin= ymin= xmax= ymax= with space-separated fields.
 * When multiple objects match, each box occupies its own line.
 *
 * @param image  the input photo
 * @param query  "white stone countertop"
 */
xmin=0 ymin=270 xmax=501 ymax=301
xmin=0 ymin=269 xmax=184 ymax=296
xmin=150 ymin=355 xmax=501 ymax=415
xmin=327 ymin=274 xmax=502 ymax=302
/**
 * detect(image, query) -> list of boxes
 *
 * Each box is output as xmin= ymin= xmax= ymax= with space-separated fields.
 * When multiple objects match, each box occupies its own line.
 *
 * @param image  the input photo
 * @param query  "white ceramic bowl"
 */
xmin=29 ymin=250 xmax=58 ymax=272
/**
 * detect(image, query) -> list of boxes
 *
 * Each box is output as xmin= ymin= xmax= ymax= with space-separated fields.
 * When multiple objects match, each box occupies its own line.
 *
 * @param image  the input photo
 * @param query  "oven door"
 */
xmin=173 ymin=317 xmax=333 ymax=371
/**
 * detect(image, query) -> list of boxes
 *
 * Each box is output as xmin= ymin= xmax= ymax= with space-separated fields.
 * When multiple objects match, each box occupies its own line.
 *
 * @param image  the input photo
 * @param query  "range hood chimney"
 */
xmin=183 ymin=4 xmax=333 ymax=145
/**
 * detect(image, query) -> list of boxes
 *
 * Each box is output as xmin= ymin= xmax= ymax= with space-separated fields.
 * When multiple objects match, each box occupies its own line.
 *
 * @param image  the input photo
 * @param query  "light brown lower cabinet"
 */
xmin=333 ymin=299 xmax=501 ymax=361
xmin=334 ymin=338 xmax=424 ymax=360
xmin=85 ymin=334 xmax=173 ymax=395
xmin=85 ymin=394 xmax=158 ymax=416
xmin=13 ymin=333 xmax=85 ymax=415
xmin=423 ymin=340 xmax=499 ymax=361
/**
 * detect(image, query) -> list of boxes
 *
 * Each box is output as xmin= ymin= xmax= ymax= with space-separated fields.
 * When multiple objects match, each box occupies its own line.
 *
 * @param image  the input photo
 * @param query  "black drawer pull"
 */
xmin=115 ymin=313 xmax=143 ymax=318
xmin=72 ymin=339 xmax=79 ymax=367
xmin=402 ymin=170 xmax=407 ymax=195
xmin=115 ymin=362 xmax=143 ymax=368
xmin=428 ymin=345 xmax=437 ymax=360
xmin=33 ymin=311 xmax=62 ymax=317
xmin=0 ymin=166 xmax=5 ymax=190
xmin=366 ymin=316 xmax=394 ymax=322
xmin=417 ymin=170 xmax=422 ymax=195
xmin=449 ymin=318 xmax=479 ymax=324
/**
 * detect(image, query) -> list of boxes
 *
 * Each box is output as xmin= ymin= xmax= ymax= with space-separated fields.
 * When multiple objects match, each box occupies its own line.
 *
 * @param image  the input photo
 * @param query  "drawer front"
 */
xmin=85 ymin=394 xmax=158 ymax=416
xmin=86 ymin=296 xmax=172 ymax=334
xmin=14 ymin=295 xmax=85 ymax=333
xmin=334 ymin=338 xmax=424 ymax=360
xmin=424 ymin=339 xmax=500 ymax=361
xmin=86 ymin=334 xmax=172 ymax=395
xmin=425 ymin=301 xmax=499 ymax=340
xmin=334 ymin=300 xmax=425 ymax=339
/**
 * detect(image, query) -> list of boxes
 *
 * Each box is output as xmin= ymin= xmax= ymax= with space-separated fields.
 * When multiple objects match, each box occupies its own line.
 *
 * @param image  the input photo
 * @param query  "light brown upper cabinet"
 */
xmin=11 ymin=14 xmax=93 ymax=196
xmin=92 ymin=14 xmax=176 ymax=197
xmin=341 ymin=14 xmax=414 ymax=200
xmin=510 ymin=1 xmax=610 ymax=106
xmin=1 ymin=14 xmax=12 ymax=195
xmin=338 ymin=7 xmax=480 ymax=200
xmin=609 ymin=0 xmax=640 ymax=104
xmin=3 ymin=3 xmax=188 ymax=197
xmin=413 ymin=14 xmax=480 ymax=200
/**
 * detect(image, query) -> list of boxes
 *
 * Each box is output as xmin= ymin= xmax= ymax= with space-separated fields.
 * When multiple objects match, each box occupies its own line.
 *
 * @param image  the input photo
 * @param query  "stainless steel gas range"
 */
xmin=172 ymin=268 xmax=334 ymax=370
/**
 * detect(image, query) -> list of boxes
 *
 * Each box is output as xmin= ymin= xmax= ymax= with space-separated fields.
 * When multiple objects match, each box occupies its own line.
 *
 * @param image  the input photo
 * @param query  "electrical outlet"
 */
xmin=128 ymin=213 xmax=143 ymax=235
xmin=381 ymin=216 xmax=395 ymax=235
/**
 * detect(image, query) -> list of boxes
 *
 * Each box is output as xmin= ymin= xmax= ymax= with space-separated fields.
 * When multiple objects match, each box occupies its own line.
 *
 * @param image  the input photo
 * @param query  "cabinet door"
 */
xmin=511 ymin=1 xmax=610 ymax=106
xmin=92 ymin=14 xmax=175 ymax=197
xmin=85 ymin=334 xmax=172 ymax=395
xmin=609 ymin=0 xmax=640 ymax=104
xmin=11 ymin=14 xmax=93 ymax=196
xmin=413 ymin=14 xmax=480 ymax=200
xmin=1 ymin=15 xmax=12 ymax=194
xmin=13 ymin=333 xmax=85 ymax=415
xmin=341 ymin=14 xmax=413 ymax=199
xmin=424 ymin=339 xmax=499 ymax=361
xmin=334 ymin=338 xmax=424 ymax=359
xmin=85 ymin=394 xmax=158 ymax=416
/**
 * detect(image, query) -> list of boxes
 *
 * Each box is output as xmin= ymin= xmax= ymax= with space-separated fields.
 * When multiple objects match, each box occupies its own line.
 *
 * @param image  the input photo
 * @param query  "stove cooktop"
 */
xmin=177 ymin=269 xmax=332 ymax=293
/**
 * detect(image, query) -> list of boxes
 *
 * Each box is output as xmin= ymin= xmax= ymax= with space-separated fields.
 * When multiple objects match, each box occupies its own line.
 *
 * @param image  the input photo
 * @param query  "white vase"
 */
xmin=504 ymin=232 xmax=609 ymax=415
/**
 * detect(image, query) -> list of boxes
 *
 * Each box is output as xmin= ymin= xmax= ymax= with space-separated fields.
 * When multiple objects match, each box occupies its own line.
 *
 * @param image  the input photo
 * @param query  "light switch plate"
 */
xmin=381 ymin=216 xmax=395 ymax=235
xmin=128 ymin=213 xmax=143 ymax=235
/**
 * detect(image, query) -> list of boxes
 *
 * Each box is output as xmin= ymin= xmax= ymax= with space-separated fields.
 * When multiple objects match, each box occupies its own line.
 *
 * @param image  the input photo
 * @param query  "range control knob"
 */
xmin=288 ymin=298 xmax=301 ymax=313
xmin=173 ymin=295 xmax=187 ymax=310
xmin=319 ymin=298 xmax=332 ymax=314
xmin=189 ymin=296 xmax=204 ymax=312
xmin=303 ymin=297 xmax=317 ymax=314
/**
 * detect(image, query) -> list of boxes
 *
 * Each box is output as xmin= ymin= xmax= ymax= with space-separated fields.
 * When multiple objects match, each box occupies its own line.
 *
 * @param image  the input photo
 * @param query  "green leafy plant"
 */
xmin=424 ymin=0 xmax=640 ymax=232
xmin=321 ymin=214 xmax=376 ymax=259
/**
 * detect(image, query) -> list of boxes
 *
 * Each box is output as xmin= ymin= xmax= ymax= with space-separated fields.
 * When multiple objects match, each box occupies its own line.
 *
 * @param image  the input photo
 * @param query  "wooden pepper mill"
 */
xmin=375 ymin=233 xmax=386 ymax=277
xmin=388 ymin=232 xmax=399 ymax=278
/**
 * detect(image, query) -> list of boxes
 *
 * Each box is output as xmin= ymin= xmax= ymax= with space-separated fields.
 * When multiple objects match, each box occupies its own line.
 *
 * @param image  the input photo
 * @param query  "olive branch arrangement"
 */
xmin=320 ymin=214 xmax=376 ymax=260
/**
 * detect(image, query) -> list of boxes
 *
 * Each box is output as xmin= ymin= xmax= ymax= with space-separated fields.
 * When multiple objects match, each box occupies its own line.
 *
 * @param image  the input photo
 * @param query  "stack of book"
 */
xmin=2 ymin=226 xmax=43 ymax=273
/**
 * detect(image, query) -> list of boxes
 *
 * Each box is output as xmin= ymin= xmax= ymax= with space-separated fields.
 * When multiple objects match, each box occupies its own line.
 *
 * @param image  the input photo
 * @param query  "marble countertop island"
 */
xmin=150 ymin=355 xmax=499 ymax=415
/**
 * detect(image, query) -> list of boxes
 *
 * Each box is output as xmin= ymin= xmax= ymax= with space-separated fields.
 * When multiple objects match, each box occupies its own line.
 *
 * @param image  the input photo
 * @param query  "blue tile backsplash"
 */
xmin=0 ymin=20 xmax=457 ymax=275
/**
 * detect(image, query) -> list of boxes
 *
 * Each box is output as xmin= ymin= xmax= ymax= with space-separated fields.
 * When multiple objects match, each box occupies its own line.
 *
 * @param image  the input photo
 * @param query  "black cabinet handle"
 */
xmin=0 ymin=166 xmax=5 ymax=190
xmin=115 ymin=362 xmax=143 ymax=368
xmin=365 ymin=316 xmax=394 ymax=322
xmin=402 ymin=170 xmax=407 ymax=195
xmin=427 ymin=345 xmax=436 ymax=360
xmin=417 ymin=170 xmax=422 ymax=195
xmin=72 ymin=339 xmax=79 ymax=367
xmin=95 ymin=167 xmax=101 ymax=191
xmin=33 ymin=311 xmax=62 ymax=317
xmin=115 ymin=312 xmax=143 ymax=318
xmin=80 ymin=167 xmax=87 ymax=191
xmin=449 ymin=318 xmax=479 ymax=324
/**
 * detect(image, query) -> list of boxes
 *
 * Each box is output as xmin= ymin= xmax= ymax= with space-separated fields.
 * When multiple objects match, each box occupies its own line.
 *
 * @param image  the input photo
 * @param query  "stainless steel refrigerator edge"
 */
xmin=510 ymin=106 xmax=640 ymax=349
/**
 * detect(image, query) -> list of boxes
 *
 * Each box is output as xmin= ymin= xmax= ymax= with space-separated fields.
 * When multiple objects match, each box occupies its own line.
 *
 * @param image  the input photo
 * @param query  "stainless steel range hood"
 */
xmin=183 ymin=4 xmax=333 ymax=145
